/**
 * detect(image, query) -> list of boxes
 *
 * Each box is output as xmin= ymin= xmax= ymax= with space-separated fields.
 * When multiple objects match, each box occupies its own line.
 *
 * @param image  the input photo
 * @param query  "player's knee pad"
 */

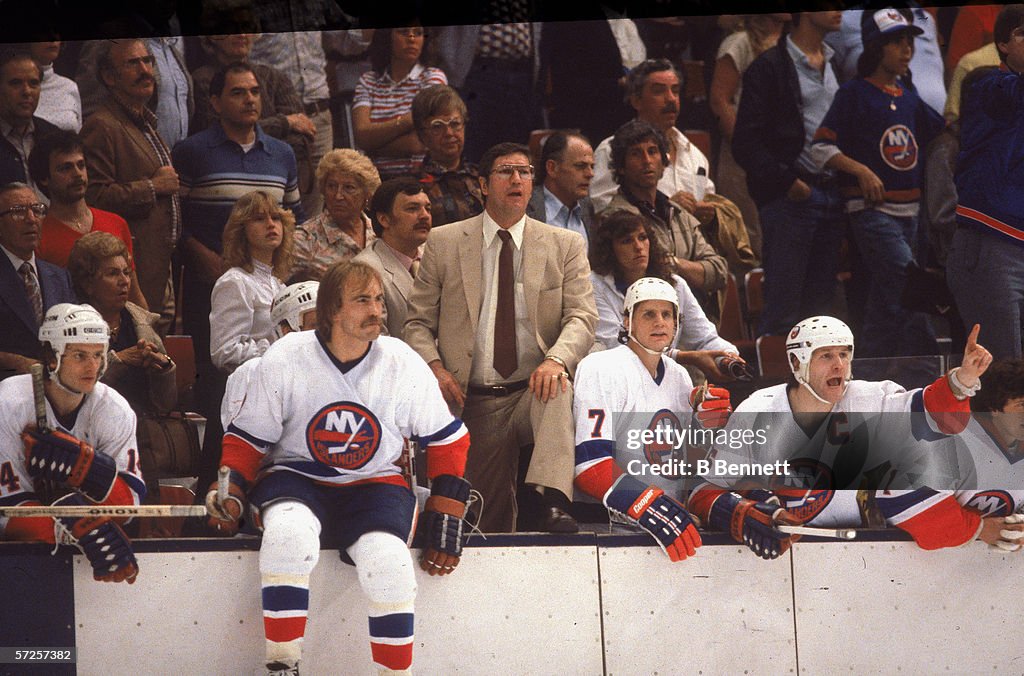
xmin=259 ymin=501 xmax=322 ymax=576
xmin=348 ymin=531 xmax=417 ymax=605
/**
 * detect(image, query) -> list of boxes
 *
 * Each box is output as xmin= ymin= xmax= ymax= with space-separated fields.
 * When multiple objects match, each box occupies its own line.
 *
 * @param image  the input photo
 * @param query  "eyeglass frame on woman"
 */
xmin=0 ymin=203 xmax=48 ymax=220
xmin=424 ymin=117 xmax=465 ymax=135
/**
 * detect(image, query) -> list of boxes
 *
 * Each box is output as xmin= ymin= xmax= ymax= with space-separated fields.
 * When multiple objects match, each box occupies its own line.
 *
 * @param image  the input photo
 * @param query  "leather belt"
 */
xmin=467 ymin=380 xmax=529 ymax=397
xmin=303 ymin=98 xmax=331 ymax=116
xmin=794 ymin=169 xmax=838 ymax=188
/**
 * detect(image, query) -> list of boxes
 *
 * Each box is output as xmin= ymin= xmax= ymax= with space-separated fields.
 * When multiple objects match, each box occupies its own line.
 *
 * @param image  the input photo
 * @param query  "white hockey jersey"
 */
xmin=228 ymin=332 xmax=467 ymax=485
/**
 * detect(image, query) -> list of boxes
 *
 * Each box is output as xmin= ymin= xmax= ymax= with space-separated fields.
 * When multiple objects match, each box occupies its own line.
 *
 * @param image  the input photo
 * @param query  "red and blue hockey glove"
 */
xmin=604 ymin=475 xmax=701 ymax=562
xmin=53 ymin=494 xmax=139 ymax=584
xmin=419 ymin=474 xmax=471 ymax=576
xmin=689 ymin=386 xmax=732 ymax=430
xmin=708 ymin=491 xmax=798 ymax=560
xmin=23 ymin=426 xmax=117 ymax=502
xmin=204 ymin=470 xmax=247 ymax=536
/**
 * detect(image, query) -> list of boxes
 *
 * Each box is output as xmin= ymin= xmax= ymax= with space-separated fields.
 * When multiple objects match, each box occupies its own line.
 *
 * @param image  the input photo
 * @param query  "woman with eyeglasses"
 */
xmin=293 ymin=149 xmax=381 ymax=281
xmin=352 ymin=25 xmax=448 ymax=178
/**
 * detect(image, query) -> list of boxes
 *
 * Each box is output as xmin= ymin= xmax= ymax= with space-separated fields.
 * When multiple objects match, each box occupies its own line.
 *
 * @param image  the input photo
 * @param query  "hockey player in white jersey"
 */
xmin=220 ymin=280 xmax=320 ymax=430
xmin=205 ymin=261 xmax=471 ymax=675
xmin=688 ymin=316 xmax=993 ymax=558
xmin=0 ymin=303 xmax=144 ymax=583
xmin=572 ymin=277 xmax=734 ymax=561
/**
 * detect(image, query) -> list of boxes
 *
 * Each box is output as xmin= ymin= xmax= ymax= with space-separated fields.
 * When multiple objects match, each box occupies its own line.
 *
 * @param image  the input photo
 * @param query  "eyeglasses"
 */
xmin=491 ymin=164 xmax=534 ymax=179
xmin=424 ymin=117 xmax=465 ymax=134
xmin=394 ymin=28 xmax=425 ymax=38
xmin=0 ymin=203 xmax=47 ymax=220
xmin=1012 ymin=27 xmax=1024 ymax=42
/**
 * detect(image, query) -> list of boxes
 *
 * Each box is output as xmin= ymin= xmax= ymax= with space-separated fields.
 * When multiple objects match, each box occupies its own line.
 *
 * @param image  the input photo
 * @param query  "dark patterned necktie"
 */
xmin=493 ymin=230 xmax=517 ymax=378
xmin=19 ymin=262 xmax=43 ymax=325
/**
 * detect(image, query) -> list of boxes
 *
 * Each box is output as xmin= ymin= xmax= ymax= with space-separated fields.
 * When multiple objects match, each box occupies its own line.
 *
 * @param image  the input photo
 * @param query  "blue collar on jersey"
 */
xmin=315 ymin=329 xmax=372 ymax=374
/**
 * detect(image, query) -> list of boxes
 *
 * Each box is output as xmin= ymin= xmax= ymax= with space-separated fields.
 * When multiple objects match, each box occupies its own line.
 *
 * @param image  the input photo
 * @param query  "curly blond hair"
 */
xmin=315 ymin=149 xmax=381 ymax=202
xmin=221 ymin=190 xmax=296 ymax=280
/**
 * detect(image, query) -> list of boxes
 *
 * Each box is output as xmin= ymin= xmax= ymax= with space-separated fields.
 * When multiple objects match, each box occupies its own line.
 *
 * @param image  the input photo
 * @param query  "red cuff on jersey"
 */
xmin=425 ymin=433 xmax=469 ymax=480
xmin=897 ymin=495 xmax=982 ymax=550
xmin=574 ymin=458 xmax=619 ymax=501
xmin=688 ymin=485 xmax=727 ymax=524
xmin=220 ymin=434 xmax=263 ymax=485
xmin=923 ymin=375 xmax=971 ymax=435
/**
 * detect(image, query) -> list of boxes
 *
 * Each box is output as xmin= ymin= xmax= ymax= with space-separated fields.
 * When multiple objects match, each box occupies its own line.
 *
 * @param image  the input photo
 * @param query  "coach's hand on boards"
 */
xmin=420 ymin=474 xmax=471 ymax=576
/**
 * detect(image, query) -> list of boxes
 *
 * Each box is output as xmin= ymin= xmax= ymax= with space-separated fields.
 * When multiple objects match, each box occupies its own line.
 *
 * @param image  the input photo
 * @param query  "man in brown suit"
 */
xmin=405 ymin=142 xmax=597 ymax=533
xmin=81 ymin=39 xmax=181 ymax=334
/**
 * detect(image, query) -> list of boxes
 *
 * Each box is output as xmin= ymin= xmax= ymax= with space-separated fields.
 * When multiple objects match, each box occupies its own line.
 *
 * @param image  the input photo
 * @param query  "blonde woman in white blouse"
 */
xmin=210 ymin=190 xmax=295 ymax=373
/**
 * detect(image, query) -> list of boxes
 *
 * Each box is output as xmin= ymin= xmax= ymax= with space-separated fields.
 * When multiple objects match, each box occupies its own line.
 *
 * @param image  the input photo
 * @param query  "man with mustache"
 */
xmin=0 ymin=50 xmax=59 ymax=193
xmin=28 ymin=130 xmax=147 ymax=310
xmin=590 ymin=58 xmax=715 ymax=222
xmin=81 ymin=39 xmax=181 ymax=336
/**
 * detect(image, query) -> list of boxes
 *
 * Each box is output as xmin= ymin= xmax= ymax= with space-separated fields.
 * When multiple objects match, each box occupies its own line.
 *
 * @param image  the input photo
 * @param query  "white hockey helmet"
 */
xmin=621 ymin=277 xmax=679 ymax=354
xmin=786 ymin=316 xmax=854 ymax=398
xmin=271 ymin=281 xmax=319 ymax=337
xmin=38 ymin=303 xmax=110 ymax=383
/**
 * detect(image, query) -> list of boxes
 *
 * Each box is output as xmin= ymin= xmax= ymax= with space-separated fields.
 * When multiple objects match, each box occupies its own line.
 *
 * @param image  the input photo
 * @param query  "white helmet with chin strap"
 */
xmin=786 ymin=315 xmax=854 ymax=403
xmin=271 ymin=281 xmax=319 ymax=337
xmin=38 ymin=303 xmax=110 ymax=392
xmin=620 ymin=277 xmax=679 ymax=355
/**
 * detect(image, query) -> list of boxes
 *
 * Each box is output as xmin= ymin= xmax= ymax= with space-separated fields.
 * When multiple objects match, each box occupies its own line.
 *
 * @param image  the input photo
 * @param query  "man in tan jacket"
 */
xmin=405 ymin=142 xmax=597 ymax=533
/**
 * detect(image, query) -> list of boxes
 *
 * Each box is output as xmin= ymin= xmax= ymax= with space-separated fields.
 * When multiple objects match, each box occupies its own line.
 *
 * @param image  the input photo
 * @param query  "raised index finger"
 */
xmin=966 ymin=324 xmax=980 ymax=352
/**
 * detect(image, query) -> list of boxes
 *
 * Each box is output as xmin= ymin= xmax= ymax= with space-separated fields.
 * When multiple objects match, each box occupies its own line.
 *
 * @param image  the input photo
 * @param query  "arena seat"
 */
xmin=756 ymin=335 xmax=789 ymax=378
xmin=744 ymin=268 xmax=764 ymax=338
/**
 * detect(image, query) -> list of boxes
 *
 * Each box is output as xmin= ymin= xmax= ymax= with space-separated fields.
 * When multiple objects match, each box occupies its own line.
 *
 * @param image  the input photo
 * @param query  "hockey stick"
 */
xmin=0 ymin=505 xmax=209 ymax=518
xmin=30 ymin=363 xmax=48 ymax=433
xmin=778 ymin=524 xmax=857 ymax=540
xmin=217 ymin=465 xmax=230 ymax=503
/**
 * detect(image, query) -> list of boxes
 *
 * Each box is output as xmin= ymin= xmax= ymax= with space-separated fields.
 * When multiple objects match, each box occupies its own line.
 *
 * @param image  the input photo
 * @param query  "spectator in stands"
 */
xmin=709 ymin=13 xmax=790 ymax=256
xmin=589 ymin=209 xmax=744 ymax=381
xmin=411 ymin=85 xmax=483 ymax=227
xmin=432 ymin=21 xmax=542 ymax=162
xmin=67 ymin=231 xmax=175 ymax=415
xmin=25 ymin=40 xmax=81 ymax=132
xmin=600 ymin=120 xmax=728 ymax=323
xmin=353 ymin=25 xmax=447 ymax=178
xmin=190 ymin=33 xmax=316 ymax=201
xmin=732 ymin=10 xmax=846 ymax=337
xmin=526 ymin=131 xmax=596 ymax=247
xmin=0 ymin=182 xmax=75 ymax=379
xmin=0 ymin=50 xmax=58 ymax=193
xmin=172 ymin=61 xmax=303 ymax=380
xmin=944 ymin=41 xmax=1000 ymax=123
xmin=210 ymin=190 xmax=293 ymax=374
xmin=590 ymin=59 xmax=714 ymax=220
xmin=809 ymin=8 xmax=944 ymax=359
xmin=948 ymin=5 xmax=1024 ymax=360
xmin=28 ymin=130 xmax=147 ymax=310
xmin=248 ymin=31 xmax=333 ymax=217
xmin=353 ymin=177 xmax=431 ymax=337
xmin=293 ymin=149 xmax=380 ymax=281
xmin=81 ymin=39 xmax=181 ymax=335
xmin=826 ymin=6 xmax=946 ymax=116
xmin=945 ymin=4 xmax=1002 ymax=72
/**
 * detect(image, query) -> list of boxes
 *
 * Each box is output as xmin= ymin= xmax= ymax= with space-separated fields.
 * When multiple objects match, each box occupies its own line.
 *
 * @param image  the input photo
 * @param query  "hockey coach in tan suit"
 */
xmin=405 ymin=141 xmax=597 ymax=533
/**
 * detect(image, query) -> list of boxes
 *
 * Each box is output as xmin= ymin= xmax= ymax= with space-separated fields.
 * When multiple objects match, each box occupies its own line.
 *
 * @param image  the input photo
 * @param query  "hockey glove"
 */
xmin=689 ymin=386 xmax=732 ymax=430
xmin=53 ymin=493 xmax=138 ymax=584
xmin=604 ymin=475 xmax=701 ymax=562
xmin=708 ymin=491 xmax=796 ymax=560
xmin=204 ymin=470 xmax=247 ymax=536
xmin=419 ymin=474 xmax=471 ymax=576
xmin=23 ymin=426 xmax=117 ymax=502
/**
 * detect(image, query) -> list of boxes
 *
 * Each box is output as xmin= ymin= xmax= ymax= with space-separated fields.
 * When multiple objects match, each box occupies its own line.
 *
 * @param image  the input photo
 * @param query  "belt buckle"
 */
xmin=490 ymin=385 xmax=510 ymax=396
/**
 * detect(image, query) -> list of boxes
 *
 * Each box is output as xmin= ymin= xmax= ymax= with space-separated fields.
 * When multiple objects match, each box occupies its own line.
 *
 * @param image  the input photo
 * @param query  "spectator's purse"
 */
xmin=135 ymin=413 xmax=203 ymax=494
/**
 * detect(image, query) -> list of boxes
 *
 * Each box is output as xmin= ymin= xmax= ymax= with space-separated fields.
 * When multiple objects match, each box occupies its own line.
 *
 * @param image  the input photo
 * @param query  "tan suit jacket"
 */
xmin=81 ymin=99 xmax=177 ymax=312
xmin=405 ymin=214 xmax=597 ymax=391
xmin=353 ymin=239 xmax=415 ymax=339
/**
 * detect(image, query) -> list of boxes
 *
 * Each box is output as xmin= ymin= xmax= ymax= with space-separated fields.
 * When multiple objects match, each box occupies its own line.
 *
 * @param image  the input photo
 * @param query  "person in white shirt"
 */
xmin=26 ymin=41 xmax=81 ymax=132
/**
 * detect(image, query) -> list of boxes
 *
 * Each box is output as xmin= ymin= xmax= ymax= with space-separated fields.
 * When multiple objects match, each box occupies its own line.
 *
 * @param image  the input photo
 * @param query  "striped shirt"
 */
xmin=353 ymin=63 xmax=447 ymax=176
xmin=172 ymin=123 xmax=304 ymax=253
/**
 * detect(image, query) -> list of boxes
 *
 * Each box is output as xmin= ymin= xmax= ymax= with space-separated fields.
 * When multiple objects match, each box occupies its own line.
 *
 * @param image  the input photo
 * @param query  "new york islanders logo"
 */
xmin=879 ymin=124 xmax=918 ymax=170
xmin=771 ymin=458 xmax=836 ymax=521
xmin=306 ymin=402 xmax=382 ymax=469
xmin=643 ymin=409 xmax=683 ymax=475
xmin=966 ymin=490 xmax=1015 ymax=517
